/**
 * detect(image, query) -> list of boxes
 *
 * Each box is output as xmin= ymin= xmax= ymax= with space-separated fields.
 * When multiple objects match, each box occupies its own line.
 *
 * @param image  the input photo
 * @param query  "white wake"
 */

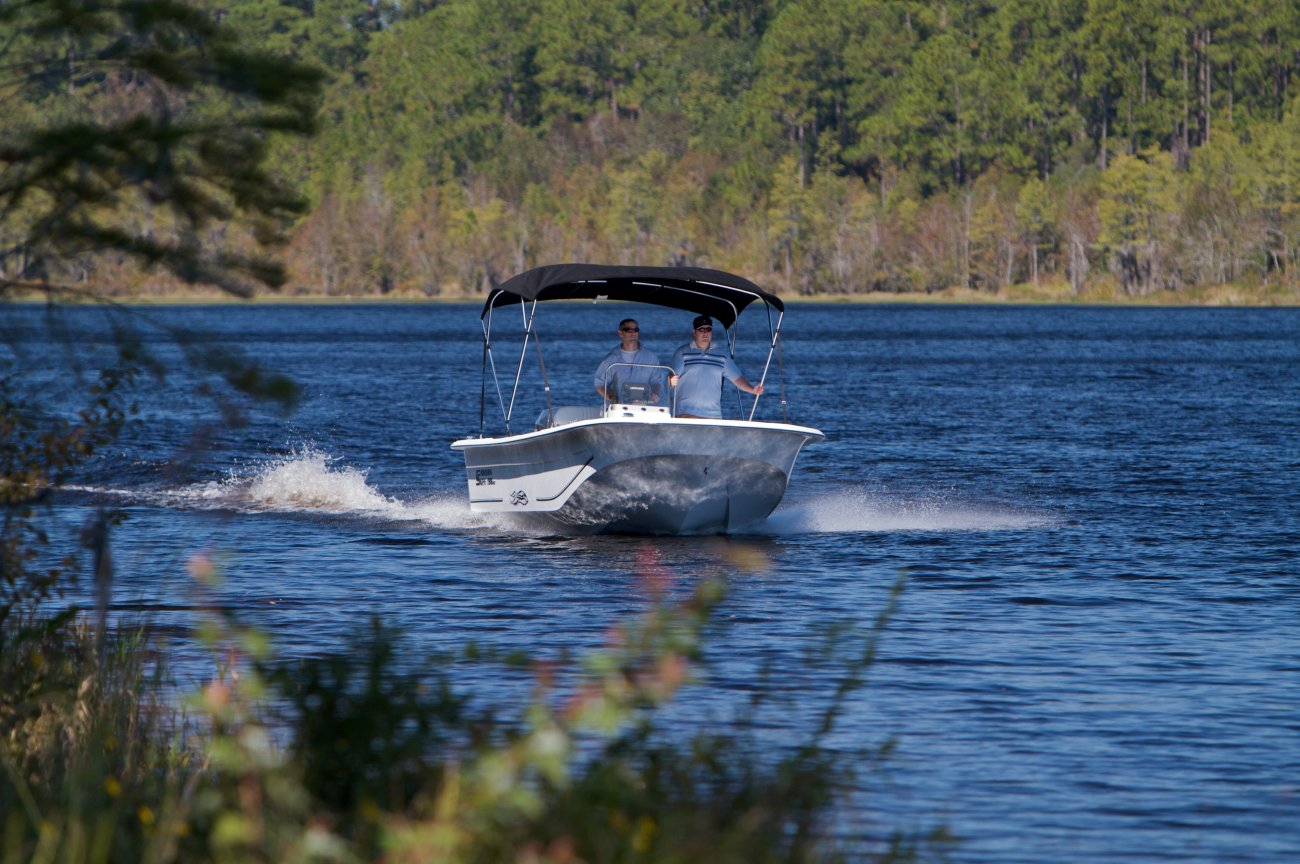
xmin=761 ymin=489 xmax=1055 ymax=534
xmin=72 ymin=450 xmax=1057 ymax=535
xmin=202 ymin=449 xmax=491 ymax=529
xmin=72 ymin=448 xmax=492 ymax=531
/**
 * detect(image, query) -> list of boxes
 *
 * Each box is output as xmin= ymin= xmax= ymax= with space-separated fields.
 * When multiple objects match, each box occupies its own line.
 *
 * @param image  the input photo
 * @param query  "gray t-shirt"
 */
xmin=594 ymin=345 xmax=663 ymax=402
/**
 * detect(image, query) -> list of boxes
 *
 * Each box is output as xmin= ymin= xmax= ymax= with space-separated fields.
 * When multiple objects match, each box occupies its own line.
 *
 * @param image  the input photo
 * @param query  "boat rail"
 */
xmin=599 ymin=361 xmax=676 ymax=412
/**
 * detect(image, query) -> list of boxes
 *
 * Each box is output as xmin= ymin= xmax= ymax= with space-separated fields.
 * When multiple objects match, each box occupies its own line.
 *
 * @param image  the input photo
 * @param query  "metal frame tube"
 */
xmin=476 ymin=288 xmax=791 ymax=433
xmin=504 ymin=298 xmax=535 ymax=429
xmin=600 ymin=362 xmax=676 ymax=411
xmin=482 ymin=304 xmax=510 ymax=436
xmin=747 ymin=308 xmax=783 ymax=422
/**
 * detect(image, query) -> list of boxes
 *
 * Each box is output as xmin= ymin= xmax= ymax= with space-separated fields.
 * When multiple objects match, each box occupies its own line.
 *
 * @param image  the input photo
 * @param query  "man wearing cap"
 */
xmin=668 ymin=315 xmax=764 ymax=419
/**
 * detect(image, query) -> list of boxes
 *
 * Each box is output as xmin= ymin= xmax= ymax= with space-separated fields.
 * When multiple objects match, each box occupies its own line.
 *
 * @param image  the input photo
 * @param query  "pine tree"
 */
xmin=0 ymin=0 xmax=323 ymax=297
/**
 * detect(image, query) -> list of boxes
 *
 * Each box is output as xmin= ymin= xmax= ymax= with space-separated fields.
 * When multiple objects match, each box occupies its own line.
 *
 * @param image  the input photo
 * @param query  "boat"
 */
xmin=450 ymin=264 xmax=823 ymax=534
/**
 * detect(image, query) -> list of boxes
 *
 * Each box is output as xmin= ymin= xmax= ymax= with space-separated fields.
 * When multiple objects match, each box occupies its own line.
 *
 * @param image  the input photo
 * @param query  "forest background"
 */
xmin=7 ymin=0 xmax=1300 ymax=303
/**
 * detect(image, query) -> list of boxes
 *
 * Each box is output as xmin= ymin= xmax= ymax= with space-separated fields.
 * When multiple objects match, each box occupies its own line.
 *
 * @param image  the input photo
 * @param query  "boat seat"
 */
xmin=537 ymin=405 xmax=603 ymax=429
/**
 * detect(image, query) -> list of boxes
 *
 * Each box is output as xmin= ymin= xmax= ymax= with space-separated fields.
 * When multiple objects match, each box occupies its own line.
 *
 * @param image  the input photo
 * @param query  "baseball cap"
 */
xmin=692 ymin=315 xmax=713 ymax=330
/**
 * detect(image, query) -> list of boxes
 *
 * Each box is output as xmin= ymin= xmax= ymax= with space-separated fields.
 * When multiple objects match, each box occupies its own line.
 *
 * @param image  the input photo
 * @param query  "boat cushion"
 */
xmin=538 ymin=405 xmax=603 ymax=429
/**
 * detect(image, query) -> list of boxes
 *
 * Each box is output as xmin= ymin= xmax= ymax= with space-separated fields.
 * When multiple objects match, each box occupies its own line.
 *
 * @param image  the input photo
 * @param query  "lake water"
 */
xmin=4 ymin=301 xmax=1299 ymax=862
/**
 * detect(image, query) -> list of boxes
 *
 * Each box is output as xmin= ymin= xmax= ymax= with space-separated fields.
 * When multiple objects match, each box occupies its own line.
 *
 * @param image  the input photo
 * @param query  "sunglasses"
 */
xmin=620 ymin=326 xmax=639 ymax=332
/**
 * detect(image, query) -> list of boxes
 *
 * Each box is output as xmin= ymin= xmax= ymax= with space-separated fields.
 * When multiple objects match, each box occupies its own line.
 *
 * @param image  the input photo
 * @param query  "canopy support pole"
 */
xmin=504 ymin=298 xmax=536 ymax=430
xmin=482 ymin=306 xmax=511 ymax=436
xmin=747 ymin=309 xmax=784 ymax=422
xmin=532 ymin=320 xmax=554 ymax=427
xmin=478 ymin=330 xmax=487 ymax=438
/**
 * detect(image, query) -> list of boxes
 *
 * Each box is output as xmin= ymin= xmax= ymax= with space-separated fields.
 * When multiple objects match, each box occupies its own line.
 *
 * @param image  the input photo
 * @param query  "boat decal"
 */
xmin=475 ymin=468 xmax=495 ymax=486
xmin=510 ymin=490 xmax=529 ymax=506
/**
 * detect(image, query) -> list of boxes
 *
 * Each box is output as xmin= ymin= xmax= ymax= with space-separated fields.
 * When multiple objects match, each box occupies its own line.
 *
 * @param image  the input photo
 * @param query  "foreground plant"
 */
xmin=2 ymin=542 xmax=942 ymax=864
xmin=253 ymin=558 xmax=930 ymax=864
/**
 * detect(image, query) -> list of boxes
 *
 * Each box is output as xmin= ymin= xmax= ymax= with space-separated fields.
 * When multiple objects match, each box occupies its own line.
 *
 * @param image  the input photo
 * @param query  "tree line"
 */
xmin=6 ymin=0 xmax=1300 ymax=299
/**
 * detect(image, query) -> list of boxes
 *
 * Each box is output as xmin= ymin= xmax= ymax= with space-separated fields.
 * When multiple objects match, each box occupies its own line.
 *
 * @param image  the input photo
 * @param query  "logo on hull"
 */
xmin=510 ymin=490 xmax=529 ymax=506
xmin=475 ymin=469 xmax=495 ymax=486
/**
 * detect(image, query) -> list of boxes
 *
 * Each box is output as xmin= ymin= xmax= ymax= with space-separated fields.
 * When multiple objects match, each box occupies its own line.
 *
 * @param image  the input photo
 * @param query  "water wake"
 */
xmin=73 ymin=449 xmax=495 ymax=531
xmin=242 ymin=451 xmax=390 ymax=512
xmin=761 ymin=489 xmax=1055 ymax=534
xmin=207 ymin=449 xmax=496 ymax=530
xmin=73 ymin=450 xmax=1055 ymax=535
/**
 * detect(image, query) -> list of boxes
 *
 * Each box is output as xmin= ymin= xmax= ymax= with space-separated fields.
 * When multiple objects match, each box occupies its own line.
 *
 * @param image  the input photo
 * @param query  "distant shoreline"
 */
xmin=6 ymin=282 xmax=1299 ymax=307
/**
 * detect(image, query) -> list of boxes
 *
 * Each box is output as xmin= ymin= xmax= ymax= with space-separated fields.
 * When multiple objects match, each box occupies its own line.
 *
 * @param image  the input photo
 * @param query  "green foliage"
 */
xmin=1016 ymin=176 xmax=1058 ymax=284
xmin=0 ymin=0 xmax=324 ymax=298
xmin=10 ymin=0 xmax=1300 ymax=297
xmin=265 ymin=618 xmax=468 ymax=855
xmin=1098 ymin=147 xmax=1179 ymax=293
xmin=0 ymin=624 xmax=191 ymax=864
xmin=283 ymin=0 xmax=1300 ymax=297
xmin=752 ymin=0 xmax=852 ymax=155
xmin=533 ymin=0 xmax=638 ymax=122
xmin=1243 ymin=97 xmax=1300 ymax=284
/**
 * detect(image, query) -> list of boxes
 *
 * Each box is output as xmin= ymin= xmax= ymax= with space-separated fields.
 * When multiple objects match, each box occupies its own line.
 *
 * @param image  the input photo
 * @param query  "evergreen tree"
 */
xmin=534 ymin=0 xmax=639 ymax=121
xmin=0 ymin=0 xmax=322 ymax=297
xmin=1098 ymin=147 xmax=1179 ymax=293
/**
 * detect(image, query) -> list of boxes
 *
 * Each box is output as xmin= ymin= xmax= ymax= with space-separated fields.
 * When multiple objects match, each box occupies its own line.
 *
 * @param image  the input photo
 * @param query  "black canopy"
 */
xmin=480 ymin=263 xmax=783 ymax=329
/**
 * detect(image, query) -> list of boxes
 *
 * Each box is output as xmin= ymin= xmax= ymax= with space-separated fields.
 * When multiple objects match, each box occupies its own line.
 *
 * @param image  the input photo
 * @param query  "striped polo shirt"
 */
xmin=669 ymin=342 xmax=742 ymax=419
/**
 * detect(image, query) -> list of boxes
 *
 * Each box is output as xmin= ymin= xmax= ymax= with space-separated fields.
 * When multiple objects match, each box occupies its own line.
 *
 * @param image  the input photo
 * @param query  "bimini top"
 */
xmin=481 ymin=263 xmax=783 ymax=329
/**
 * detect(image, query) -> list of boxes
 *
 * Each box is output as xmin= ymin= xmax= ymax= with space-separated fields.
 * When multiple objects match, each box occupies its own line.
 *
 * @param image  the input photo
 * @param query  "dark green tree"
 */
xmin=842 ymin=1 xmax=928 ymax=190
xmin=752 ymin=0 xmax=867 ymax=183
xmin=988 ymin=0 xmax=1088 ymax=178
xmin=534 ymin=0 xmax=639 ymax=121
xmin=0 ymin=0 xmax=323 ymax=298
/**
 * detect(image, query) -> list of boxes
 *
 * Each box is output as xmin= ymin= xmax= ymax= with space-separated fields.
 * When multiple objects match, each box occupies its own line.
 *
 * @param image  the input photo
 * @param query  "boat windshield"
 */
xmin=600 ymin=362 xmax=674 ymax=408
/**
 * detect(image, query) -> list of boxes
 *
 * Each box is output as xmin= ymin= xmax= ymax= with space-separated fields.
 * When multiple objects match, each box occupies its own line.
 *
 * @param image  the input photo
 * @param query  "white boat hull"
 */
xmin=451 ymin=411 xmax=822 ymax=534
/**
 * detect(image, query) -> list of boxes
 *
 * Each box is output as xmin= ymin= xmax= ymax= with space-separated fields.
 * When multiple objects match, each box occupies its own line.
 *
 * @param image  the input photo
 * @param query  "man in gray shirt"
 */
xmin=668 ymin=316 xmax=764 ymax=418
xmin=594 ymin=318 xmax=665 ymax=403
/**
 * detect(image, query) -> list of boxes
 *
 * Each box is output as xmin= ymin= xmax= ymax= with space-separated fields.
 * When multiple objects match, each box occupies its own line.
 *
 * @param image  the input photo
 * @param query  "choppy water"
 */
xmin=4 ymin=301 xmax=1299 ymax=862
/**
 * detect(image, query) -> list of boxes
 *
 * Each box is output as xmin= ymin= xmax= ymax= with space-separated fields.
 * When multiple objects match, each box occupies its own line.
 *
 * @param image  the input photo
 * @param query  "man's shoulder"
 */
xmin=594 ymin=346 xmax=622 ymax=372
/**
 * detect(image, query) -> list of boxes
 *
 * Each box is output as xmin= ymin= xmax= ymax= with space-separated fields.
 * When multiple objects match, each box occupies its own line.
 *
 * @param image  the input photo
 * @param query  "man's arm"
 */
xmin=722 ymin=356 xmax=763 ymax=396
xmin=668 ymin=347 xmax=684 ymax=387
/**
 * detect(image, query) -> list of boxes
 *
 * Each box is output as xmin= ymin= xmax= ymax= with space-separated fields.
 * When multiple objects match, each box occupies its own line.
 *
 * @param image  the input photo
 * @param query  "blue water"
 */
xmin=4 ymin=301 xmax=1299 ymax=862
